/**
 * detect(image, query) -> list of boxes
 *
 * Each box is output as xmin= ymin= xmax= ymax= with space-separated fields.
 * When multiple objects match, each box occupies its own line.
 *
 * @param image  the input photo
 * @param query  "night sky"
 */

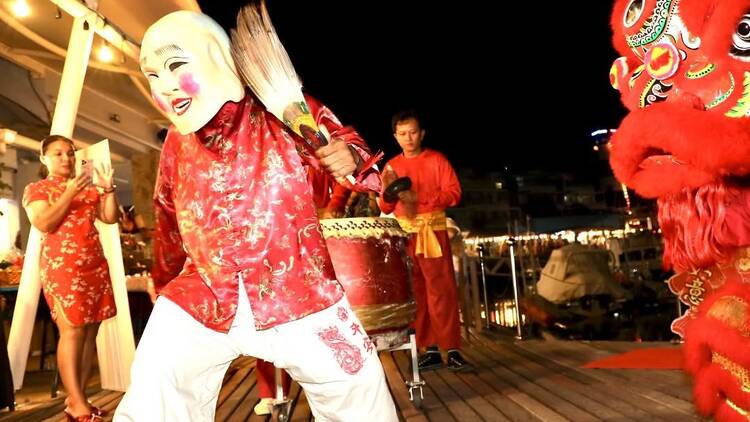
xmin=197 ymin=1 xmax=627 ymax=176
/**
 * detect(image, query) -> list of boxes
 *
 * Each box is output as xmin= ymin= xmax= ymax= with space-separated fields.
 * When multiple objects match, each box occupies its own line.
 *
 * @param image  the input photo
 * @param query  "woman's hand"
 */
xmin=64 ymin=172 xmax=91 ymax=197
xmin=93 ymin=162 xmax=115 ymax=190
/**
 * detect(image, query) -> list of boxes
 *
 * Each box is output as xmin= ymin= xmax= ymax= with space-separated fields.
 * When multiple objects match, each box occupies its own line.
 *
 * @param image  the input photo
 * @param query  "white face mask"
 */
xmin=140 ymin=11 xmax=244 ymax=135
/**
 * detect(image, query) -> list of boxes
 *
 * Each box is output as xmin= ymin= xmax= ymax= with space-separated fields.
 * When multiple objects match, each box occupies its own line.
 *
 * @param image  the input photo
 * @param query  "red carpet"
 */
xmin=581 ymin=347 xmax=683 ymax=369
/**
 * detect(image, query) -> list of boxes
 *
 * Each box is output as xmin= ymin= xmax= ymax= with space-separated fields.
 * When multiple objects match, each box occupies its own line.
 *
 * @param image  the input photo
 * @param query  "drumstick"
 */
xmin=230 ymin=0 xmax=356 ymax=185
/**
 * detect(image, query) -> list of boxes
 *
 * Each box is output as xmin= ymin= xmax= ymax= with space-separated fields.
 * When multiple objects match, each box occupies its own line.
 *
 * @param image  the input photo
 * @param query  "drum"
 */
xmin=320 ymin=217 xmax=415 ymax=333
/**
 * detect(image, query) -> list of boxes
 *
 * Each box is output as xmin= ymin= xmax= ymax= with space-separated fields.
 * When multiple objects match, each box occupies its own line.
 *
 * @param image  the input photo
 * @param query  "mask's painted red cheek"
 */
xmin=179 ymin=73 xmax=200 ymax=96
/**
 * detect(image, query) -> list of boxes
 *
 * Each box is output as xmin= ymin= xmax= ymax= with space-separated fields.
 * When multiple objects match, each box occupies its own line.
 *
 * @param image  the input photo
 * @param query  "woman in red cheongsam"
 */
xmin=23 ymin=135 xmax=120 ymax=421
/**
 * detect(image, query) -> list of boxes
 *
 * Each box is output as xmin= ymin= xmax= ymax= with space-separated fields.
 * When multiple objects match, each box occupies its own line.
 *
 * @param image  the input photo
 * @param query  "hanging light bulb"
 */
xmin=97 ymin=43 xmax=114 ymax=63
xmin=11 ymin=0 xmax=31 ymax=18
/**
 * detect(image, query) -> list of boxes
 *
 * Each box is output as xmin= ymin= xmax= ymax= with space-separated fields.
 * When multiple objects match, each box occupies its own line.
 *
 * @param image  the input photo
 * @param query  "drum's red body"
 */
xmin=320 ymin=217 xmax=415 ymax=333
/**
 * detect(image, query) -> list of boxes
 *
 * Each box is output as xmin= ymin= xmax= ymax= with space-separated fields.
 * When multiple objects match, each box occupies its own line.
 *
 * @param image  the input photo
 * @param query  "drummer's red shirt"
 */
xmin=152 ymin=93 xmax=379 ymax=332
xmin=307 ymin=169 xmax=351 ymax=213
xmin=378 ymin=149 xmax=461 ymax=216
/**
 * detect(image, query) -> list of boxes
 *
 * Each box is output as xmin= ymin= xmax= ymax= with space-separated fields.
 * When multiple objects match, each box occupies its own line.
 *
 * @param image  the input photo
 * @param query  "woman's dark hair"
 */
xmin=39 ymin=135 xmax=75 ymax=178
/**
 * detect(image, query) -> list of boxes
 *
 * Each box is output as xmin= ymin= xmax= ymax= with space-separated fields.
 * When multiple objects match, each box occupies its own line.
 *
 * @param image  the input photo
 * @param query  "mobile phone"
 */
xmin=77 ymin=159 xmax=93 ymax=179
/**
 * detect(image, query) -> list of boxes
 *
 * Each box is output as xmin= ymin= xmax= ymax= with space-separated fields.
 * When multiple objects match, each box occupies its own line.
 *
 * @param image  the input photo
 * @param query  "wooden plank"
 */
xmin=451 ymin=369 xmax=541 ymax=422
xmin=460 ymin=345 xmax=599 ymax=422
xmin=517 ymin=346 xmax=688 ymax=422
xmin=501 ymin=336 xmax=699 ymax=422
xmin=499 ymin=355 xmax=662 ymax=422
xmin=513 ymin=338 xmax=632 ymax=382
xmin=626 ymin=370 xmax=694 ymax=402
xmin=222 ymin=379 xmax=262 ymax=422
xmin=517 ymin=338 xmax=697 ymax=407
xmin=455 ymin=347 xmax=569 ymax=422
xmin=513 ymin=338 xmax=615 ymax=367
xmin=214 ymin=369 xmax=258 ymax=421
xmin=216 ymin=357 xmax=255 ymax=408
xmin=19 ymin=390 xmax=104 ymax=422
xmin=504 ymin=391 xmax=570 ymax=422
xmin=15 ymin=398 xmax=66 ymax=422
xmin=508 ymin=338 xmax=668 ymax=387
xmin=469 ymin=337 xmax=634 ymax=421
xmin=639 ymin=390 xmax=699 ymax=416
xmin=517 ymin=337 xmax=689 ymax=391
xmin=464 ymin=345 xmax=600 ymax=422
xmin=435 ymin=369 xmax=510 ymax=421
xmin=421 ymin=370 xmax=482 ymax=421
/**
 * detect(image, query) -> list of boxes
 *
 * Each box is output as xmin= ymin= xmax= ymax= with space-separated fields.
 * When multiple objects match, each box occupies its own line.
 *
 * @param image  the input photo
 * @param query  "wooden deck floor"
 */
xmin=0 ymin=331 xmax=699 ymax=421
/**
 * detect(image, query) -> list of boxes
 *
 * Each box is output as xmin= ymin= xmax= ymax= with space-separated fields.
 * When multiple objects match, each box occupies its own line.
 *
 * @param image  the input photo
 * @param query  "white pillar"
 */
xmin=50 ymin=16 xmax=94 ymax=136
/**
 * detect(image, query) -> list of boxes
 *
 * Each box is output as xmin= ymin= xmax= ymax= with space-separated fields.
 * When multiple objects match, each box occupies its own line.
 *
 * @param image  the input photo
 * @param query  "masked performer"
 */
xmin=114 ymin=11 xmax=397 ymax=422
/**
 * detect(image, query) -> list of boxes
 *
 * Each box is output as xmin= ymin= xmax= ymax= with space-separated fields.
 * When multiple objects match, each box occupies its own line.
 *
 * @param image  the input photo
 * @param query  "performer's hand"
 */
xmin=65 ymin=172 xmax=92 ymax=196
xmin=398 ymin=190 xmax=417 ymax=204
xmin=93 ymin=162 xmax=115 ymax=190
xmin=382 ymin=165 xmax=398 ymax=187
xmin=316 ymin=138 xmax=358 ymax=178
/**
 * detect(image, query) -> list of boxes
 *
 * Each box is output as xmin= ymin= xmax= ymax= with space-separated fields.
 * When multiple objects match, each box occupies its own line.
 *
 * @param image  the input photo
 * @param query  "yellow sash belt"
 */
xmin=398 ymin=211 xmax=446 ymax=258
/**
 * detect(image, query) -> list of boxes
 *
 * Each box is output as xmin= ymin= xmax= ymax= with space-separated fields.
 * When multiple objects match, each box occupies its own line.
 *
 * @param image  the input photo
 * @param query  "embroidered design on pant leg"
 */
xmin=317 ymin=326 xmax=364 ymax=375
xmin=337 ymin=306 xmax=349 ymax=322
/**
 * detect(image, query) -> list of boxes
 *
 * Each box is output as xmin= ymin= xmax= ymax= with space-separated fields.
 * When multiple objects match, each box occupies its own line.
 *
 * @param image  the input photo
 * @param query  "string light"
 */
xmin=621 ymin=182 xmax=632 ymax=214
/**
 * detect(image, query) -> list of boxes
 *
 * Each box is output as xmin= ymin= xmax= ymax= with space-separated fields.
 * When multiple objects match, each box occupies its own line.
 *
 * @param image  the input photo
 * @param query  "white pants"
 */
xmin=114 ymin=283 xmax=397 ymax=422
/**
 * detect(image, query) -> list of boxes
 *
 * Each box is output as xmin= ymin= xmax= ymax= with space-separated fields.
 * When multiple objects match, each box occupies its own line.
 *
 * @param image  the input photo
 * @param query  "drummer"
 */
xmin=378 ymin=109 xmax=471 ymax=372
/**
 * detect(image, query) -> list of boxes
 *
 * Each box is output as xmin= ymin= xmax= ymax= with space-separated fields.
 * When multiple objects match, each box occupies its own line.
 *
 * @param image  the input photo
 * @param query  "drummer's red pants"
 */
xmin=256 ymin=359 xmax=292 ymax=398
xmin=409 ymin=229 xmax=461 ymax=350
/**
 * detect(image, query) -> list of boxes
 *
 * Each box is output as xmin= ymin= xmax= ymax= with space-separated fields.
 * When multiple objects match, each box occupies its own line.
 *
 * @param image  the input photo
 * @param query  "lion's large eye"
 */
xmin=731 ymin=14 xmax=750 ymax=60
xmin=623 ymin=0 xmax=645 ymax=28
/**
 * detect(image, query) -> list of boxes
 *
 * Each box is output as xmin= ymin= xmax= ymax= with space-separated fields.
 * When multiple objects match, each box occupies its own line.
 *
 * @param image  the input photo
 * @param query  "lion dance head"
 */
xmin=610 ymin=1 xmax=750 ymax=419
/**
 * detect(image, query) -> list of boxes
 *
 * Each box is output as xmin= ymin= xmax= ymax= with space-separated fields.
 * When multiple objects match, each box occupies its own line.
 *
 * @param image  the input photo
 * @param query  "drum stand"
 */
xmin=378 ymin=254 xmax=425 ymax=409
xmin=271 ymin=366 xmax=292 ymax=422
xmin=385 ymin=329 xmax=425 ymax=408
